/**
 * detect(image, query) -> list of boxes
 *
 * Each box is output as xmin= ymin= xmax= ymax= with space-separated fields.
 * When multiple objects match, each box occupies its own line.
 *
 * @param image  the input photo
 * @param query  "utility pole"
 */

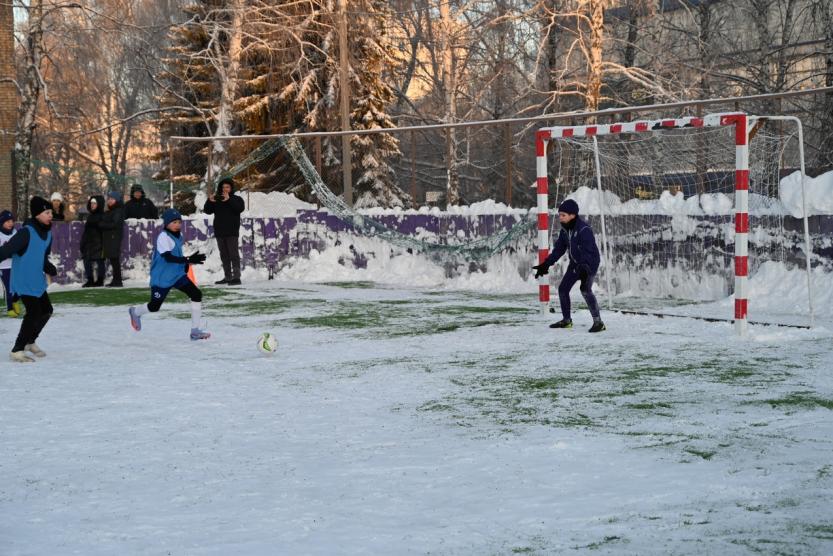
xmin=337 ymin=0 xmax=353 ymax=206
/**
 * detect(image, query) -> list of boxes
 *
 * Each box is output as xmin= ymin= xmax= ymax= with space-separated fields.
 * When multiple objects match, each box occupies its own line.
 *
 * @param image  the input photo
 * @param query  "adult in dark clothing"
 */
xmin=124 ymin=184 xmax=159 ymax=220
xmin=0 ymin=196 xmax=58 ymax=362
xmin=532 ymin=199 xmax=606 ymax=333
xmin=99 ymin=191 xmax=125 ymax=287
xmin=203 ymin=177 xmax=245 ymax=285
xmin=50 ymin=192 xmax=66 ymax=221
xmin=80 ymin=195 xmax=106 ymax=287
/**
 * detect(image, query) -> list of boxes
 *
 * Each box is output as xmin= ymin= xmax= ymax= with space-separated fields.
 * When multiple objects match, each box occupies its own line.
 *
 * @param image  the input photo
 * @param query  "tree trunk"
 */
xmin=585 ymin=0 xmax=605 ymax=118
xmin=439 ymin=1 xmax=460 ymax=205
xmin=211 ymin=0 xmax=244 ymax=178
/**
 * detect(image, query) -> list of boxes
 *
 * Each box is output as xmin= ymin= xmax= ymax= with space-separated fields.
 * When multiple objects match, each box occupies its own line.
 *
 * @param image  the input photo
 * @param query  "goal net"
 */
xmin=536 ymin=113 xmax=814 ymax=334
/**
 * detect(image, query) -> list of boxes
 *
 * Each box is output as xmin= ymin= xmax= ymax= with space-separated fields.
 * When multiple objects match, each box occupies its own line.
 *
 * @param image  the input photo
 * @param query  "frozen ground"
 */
xmin=1 ymin=281 xmax=832 ymax=555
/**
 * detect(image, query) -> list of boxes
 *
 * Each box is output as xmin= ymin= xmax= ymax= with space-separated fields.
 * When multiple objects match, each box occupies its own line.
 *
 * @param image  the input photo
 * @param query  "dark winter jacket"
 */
xmin=0 ymin=218 xmax=57 ymax=276
xmin=124 ymin=185 xmax=159 ymax=220
xmin=543 ymin=216 xmax=601 ymax=274
xmin=203 ymin=183 xmax=245 ymax=238
xmin=80 ymin=195 xmax=105 ymax=260
xmin=98 ymin=200 xmax=125 ymax=259
xmin=51 ymin=203 xmax=66 ymax=221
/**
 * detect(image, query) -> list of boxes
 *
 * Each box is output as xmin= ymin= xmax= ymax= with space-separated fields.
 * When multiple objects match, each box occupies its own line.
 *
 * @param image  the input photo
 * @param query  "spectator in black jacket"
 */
xmin=80 ymin=195 xmax=105 ymax=287
xmin=203 ymin=177 xmax=245 ymax=285
xmin=50 ymin=192 xmax=66 ymax=221
xmin=124 ymin=184 xmax=159 ymax=220
xmin=99 ymin=191 xmax=125 ymax=287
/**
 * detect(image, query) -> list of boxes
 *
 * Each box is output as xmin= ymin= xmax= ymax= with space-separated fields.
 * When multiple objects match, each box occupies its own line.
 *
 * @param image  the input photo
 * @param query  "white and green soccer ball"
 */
xmin=257 ymin=332 xmax=278 ymax=355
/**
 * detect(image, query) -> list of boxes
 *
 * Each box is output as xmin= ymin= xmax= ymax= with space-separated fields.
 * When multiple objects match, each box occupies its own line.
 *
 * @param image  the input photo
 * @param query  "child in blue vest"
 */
xmin=128 ymin=208 xmax=210 ymax=340
xmin=0 ymin=197 xmax=59 ymax=362
xmin=533 ymin=199 xmax=606 ymax=333
xmin=1 ymin=209 xmax=23 ymax=317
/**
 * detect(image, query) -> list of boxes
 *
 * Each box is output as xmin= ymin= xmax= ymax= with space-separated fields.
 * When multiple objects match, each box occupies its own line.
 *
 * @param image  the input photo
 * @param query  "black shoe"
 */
xmin=589 ymin=322 xmax=606 ymax=333
xmin=226 ymin=278 xmax=241 ymax=286
xmin=94 ymin=279 xmax=104 ymax=287
xmin=81 ymin=280 xmax=95 ymax=288
xmin=106 ymin=281 xmax=123 ymax=288
xmin=549 ymin=319 xmax=573 ymax=329
xmin=214 ymin=278 xmax=229 ymax=285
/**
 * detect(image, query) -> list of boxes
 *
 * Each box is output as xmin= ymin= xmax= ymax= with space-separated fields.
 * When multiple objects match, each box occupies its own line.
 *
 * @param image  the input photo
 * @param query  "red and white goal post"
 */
xmin=535 ymin=112 xmax=815 ymax=336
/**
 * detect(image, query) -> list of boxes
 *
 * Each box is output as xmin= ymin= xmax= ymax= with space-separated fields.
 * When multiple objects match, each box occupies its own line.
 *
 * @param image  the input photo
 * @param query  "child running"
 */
xmin=0 ymin=197 xmax=58 ymax=362
xmin=128 ymin=208 xmax=210 ymax=340
xmin=1 ymin=210 xmax=23 ymax=317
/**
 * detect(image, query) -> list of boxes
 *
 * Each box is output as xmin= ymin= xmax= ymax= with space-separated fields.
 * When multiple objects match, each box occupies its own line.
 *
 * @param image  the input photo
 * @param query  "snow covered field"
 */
xmin=2 ymin=280 xmax=832 ymax=555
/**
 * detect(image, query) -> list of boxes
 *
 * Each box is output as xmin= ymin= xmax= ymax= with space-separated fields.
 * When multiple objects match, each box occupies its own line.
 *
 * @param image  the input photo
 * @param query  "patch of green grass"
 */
xmin=626 ymin=402 xmax=672 ymax=410
xmin=319 ymin=281 xmax=376 ymax=289
xmin=803 ymin=523 xmax=833 ymax=539
xmin=684 ymin=447 xmax=716 ymax=460
xmin=52 ymin=286 xmax=237 ymax=307
xmin=291 ymin=308 xmax=388 ymax=329
xmin=758 ymin=393 xmax=833 ymax=411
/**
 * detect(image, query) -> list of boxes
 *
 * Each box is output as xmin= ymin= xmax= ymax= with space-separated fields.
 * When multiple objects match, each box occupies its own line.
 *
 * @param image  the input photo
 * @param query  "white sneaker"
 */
xmin=10 ymin=351 xmax=35 ymax=363
xmin=24 ymin=343 xmax=46 ymax=357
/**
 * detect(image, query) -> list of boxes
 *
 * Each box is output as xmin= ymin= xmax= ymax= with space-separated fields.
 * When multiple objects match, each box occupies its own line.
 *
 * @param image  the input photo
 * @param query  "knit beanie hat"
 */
xmin=107 ymin=191 xmax=121 ymax=202
xmin=30 ymin=196 xmax=52 ymax=217
xmin=162 ymin=208 xmax=182 ymax=227
xmin=50 ymin=192 xmax=63 ymax=202
xmin=558 ymin=199 xmax=579 ymax=215
xmin=0 ymin=210 xmax=13 ymax=225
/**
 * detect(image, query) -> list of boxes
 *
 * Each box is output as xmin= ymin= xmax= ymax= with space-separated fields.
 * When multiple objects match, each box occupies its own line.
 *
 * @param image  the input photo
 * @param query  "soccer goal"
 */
xmin=535 ymin=112 xmax=814 ymax=335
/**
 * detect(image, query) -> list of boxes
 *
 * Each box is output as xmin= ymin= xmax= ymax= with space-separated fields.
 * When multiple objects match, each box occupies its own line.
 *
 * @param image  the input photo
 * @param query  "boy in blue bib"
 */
xmin=0 ymin=197 xmax=59 ymax=362
xmin=128 ymin=208 xmax=210 ymax=340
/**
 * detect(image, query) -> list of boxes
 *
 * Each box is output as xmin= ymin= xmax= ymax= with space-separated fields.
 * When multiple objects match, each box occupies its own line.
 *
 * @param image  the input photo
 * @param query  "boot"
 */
xmin=81 ymin=280 xmax=95 ymax=288
xmin=549 ymin=319 xmax=573 ymax=329
xmin=214 ymin=278 xmax=229 ymax=285
xmin=190 ymin=328 xmax=211 ymax=341
xmin=106 ymin=281 xmax=123 ymax=288
xmin=10 ymin=350 xmax=35 ymax=363
xmin=25 ymin=343 xmax=46 ymax=357
xmin=226 ymin=278 xmax=241 ymax=286
xmin=588 ymin=321 xmax=606 ymax=333
xmin=93 ymin=279 xmax=104 ymax=287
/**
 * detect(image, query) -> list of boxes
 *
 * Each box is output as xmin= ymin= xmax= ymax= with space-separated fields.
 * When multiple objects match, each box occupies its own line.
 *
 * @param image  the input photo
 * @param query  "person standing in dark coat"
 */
xmin=124 ymin=184 xmax=159 ymax=220
xmin=99 ymin=191 xmax=125 ymax=287
xmin=203 ymin=177 xmax=245 ymax=285
xmin=532 ymin=199 xmax=606 ymax=333
xmin=50 ymin=192 xmax=66 ymax=221
xmin=0 ymin=197 xmax=58 ymax=362
xmin=80 ymin=195 xmax=106 ymax=287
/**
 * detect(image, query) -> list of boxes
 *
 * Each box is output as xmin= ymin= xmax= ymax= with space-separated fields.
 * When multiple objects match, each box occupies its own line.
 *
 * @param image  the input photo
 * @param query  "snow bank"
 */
xmin=779 ymin=169 xmax=833 ymax=217
xmin=193 ymin=190 xmax=316 ymax=218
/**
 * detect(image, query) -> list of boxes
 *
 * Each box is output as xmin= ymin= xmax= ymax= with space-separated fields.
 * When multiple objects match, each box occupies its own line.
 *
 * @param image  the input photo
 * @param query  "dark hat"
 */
xmin=0 ymin=210 xmax=13 ymax=225
xmin=162 ymin=207 xmax=182 ymax=227
xmin=558 ymin=199 xmax=579 ymax=215
xmin=107 ymin=191 xmax=121 ymax=202
xmin=130 ymin=184 xmax=145 ymax=194
xmin=30 ymin=196 xmax=52 ymax=217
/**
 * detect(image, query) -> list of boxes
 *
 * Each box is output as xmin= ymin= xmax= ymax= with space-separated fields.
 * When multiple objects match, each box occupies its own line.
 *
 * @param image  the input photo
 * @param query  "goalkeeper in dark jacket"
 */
xmin=533 ymin=199 xmax=606 ymax=333
xmin=128 ymin=208 xmax=210 ymax=340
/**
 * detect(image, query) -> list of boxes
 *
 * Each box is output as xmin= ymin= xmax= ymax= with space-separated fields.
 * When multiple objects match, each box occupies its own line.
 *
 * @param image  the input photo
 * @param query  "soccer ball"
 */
xmin=257 ymin=332 xmax=278 ymax=355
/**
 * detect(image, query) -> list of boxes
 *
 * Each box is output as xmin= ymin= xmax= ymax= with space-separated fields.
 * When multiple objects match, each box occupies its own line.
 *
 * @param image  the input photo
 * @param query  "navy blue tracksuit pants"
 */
xmin=558 ymin=266 xmax=601 ymax=321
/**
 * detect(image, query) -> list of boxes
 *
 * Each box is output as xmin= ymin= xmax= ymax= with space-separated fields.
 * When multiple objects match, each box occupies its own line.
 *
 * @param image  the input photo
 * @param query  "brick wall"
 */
xmin=0 ymin=1 xmax=16 ymax=213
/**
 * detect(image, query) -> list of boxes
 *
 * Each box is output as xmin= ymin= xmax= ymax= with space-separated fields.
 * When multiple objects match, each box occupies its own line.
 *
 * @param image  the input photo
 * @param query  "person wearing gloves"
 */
xmin=0 ymin=210 xmax=23 ymax=316
xmin=0 ymin=197 xmax=59 ymax=362
xmin=128 ymin=208 xmax=210 ymax=341
xmin=532 ymin=199 xmax=606 ymax=333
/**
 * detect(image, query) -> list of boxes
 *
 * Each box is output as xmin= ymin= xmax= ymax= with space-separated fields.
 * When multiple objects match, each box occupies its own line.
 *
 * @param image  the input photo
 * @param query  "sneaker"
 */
xmin=106 ymin=281 xmax=123 ymax=288
xmin=129 ymin=306 xmax=142 ymax=331
xmin=10 ymin=350 xmax=35 ymax=363
xmin=589 ymin=322 xmax=606 ymax=333
xmin=226 ymin=279 xmax=241 ymax=286
xmin=190 ymin=328 xmax=211 ymax=341
xmin=24 ymin=343 xmax=46 ymax=357
xmin=12 ymin=300 xmax=22 ymax=315
xmin=549 ymin=319 xmax=573 ymax=329
xmin=7 ymin=309 xmax=18 ymax=318
xmin=214 ymin=278 xmax=229 ymax=285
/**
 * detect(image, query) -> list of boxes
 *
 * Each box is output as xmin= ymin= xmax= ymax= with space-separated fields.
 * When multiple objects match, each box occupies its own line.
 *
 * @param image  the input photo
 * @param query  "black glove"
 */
xmin=577 ymin=264 xmax=591 ymax=280
xmin=186 ymin=251 xmax=207 ymax=265
xmin=44 ymin=261 xmax=58 ymax=277
xmin=532 ymin=263 xmax=550 ymax=279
